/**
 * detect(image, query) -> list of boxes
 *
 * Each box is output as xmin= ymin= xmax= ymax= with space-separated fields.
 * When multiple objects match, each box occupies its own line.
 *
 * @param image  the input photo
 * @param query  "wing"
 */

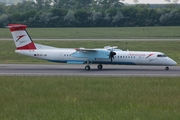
xmin=75 ymin=48 xmax=98 ymax=52
xmin=72 ymin=48 xmax=110 ymax=61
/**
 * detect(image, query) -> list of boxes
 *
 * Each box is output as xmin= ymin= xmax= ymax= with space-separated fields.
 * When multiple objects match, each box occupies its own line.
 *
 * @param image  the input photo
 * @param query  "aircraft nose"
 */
xmin=173 ymin=60 xmax=177 ymax=65
xmin=168 ymin=58 xmax=177 ymax=66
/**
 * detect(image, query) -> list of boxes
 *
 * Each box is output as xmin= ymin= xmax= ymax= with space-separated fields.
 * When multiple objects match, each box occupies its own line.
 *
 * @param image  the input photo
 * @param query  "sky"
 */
xmin=123 ymin=0 xmax=180 ymax=4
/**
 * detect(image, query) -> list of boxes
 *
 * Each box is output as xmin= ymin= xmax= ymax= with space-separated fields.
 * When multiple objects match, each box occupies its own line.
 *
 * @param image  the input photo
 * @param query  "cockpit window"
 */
xmin=157 ymin=55 xmax=162 ymax=57
xmin=157 ymin=54 xmax=167 ymax=57
xmin=162 ymin=55 xmax=167 ymax=57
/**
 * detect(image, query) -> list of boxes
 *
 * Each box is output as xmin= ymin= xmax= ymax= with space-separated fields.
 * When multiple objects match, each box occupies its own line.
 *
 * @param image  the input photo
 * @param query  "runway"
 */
xmin=0 ymin=64 xmax=179 ymax=76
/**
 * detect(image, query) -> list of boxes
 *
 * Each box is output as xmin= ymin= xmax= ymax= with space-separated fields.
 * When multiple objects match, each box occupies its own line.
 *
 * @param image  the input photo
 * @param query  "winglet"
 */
xmin=7 ymin=24 xmax=36 ymax=50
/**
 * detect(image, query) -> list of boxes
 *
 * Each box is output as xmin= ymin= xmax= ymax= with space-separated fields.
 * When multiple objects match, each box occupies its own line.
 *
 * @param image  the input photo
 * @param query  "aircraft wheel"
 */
xmin=165 ymin=66 xmax=169 ymax=70
xmin=97 ymin=64 xmax=103 ymax=70
xmin=85 ymin=65 xmax=90 ymax=71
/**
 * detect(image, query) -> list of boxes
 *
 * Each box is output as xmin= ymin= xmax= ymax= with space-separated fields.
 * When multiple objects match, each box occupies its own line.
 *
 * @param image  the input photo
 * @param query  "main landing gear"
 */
xmin=165 ymin=66 xmax=169 ymax=70
xmin=85 ymin=64 xmax=103 ymax=71
xmin=85 ymin=65 xmax=90 ymax=70
xmin=97 ymin=64 xmax=103 ymax=70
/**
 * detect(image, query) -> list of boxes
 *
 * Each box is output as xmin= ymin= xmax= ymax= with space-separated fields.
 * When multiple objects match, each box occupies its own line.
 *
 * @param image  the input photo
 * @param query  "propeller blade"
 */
xmin=109 ymin=51 xmax=116 ymax=63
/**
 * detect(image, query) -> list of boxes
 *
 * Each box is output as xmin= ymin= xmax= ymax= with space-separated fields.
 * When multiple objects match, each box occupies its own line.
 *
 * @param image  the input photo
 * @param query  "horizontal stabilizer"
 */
xmin=7 ymin=24 xmax=27 ymax=32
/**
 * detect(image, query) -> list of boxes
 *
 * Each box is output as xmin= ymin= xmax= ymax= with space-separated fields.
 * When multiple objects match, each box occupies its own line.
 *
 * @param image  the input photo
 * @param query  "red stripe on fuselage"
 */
xmin=16 ymin=42 xmax=36 ymax=50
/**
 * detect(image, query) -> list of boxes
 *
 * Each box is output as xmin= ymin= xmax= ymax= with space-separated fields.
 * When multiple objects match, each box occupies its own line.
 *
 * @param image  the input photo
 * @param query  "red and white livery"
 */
xmin=7 ymin=24 xmax=177 ymax=70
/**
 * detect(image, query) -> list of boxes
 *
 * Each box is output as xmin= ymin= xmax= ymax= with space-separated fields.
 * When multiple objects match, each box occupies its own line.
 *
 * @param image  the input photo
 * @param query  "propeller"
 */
xmin=109 ymin=51 xmax=116 ymax=63
xmin=104 ymin=46 xmax=117 ymax=63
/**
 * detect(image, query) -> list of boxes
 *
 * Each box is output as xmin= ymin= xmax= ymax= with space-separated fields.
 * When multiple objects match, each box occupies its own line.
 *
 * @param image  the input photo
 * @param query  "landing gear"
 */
xmin=85 ymin=60 xmax=103 ymax=71
xmin=97 ymin=64 xmax=103 ymax=70
xmin=85 ymin=65 xmax=90 ymax=71
xmin=85 ymin=60 xmax=91 ymax=71
xmin=165 ymin=66 xmax=169 ymax=70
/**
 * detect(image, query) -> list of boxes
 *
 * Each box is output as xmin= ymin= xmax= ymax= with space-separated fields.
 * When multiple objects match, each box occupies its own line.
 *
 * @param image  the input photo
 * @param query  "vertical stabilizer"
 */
xmin=7 ymin=24 xmax=36 ymax=50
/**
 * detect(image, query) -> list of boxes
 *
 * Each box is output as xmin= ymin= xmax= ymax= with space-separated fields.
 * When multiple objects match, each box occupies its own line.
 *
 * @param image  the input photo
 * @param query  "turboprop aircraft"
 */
xmin=7 ymin=24 xmax=177 ymax=70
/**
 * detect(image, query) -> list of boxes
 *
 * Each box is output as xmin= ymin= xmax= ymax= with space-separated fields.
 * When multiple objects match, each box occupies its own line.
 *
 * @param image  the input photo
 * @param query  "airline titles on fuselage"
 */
xmin=129 ymin=53 xmax=146 ymax=56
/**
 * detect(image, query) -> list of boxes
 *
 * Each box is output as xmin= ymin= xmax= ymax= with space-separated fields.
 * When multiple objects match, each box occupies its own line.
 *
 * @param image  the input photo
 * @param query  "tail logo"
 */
xmin=16 ymin=35 xmax=26 ymax=42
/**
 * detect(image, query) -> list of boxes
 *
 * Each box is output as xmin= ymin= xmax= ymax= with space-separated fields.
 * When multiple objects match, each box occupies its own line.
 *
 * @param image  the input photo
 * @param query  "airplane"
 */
xmin=7 ymin=24 xmax=177 ymax=71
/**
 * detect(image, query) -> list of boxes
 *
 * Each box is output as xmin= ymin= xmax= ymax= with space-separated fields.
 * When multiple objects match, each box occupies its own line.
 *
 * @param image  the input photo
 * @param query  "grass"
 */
xmin=0 ymin=40 xmax=179 ymax=64
xmin=1 ymin=26 xmax=180 ymax=39
xmin=0 ymin=76 xmax=180 ymax=120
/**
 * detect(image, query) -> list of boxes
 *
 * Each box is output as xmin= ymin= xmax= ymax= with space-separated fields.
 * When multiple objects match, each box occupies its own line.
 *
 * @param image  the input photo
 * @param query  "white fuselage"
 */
xmin=15 ymin=48 xmax=177 ymax=66
xmin=8 ymin=24 xmax=177 ymax=70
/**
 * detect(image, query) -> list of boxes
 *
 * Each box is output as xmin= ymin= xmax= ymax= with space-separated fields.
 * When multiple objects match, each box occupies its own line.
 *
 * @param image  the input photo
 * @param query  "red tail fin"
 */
xmin=7 ymin=24 xmax=36 ymax=50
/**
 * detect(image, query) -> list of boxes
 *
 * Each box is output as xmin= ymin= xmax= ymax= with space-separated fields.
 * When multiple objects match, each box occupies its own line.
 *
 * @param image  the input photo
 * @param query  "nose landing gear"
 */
xmin=165 ymin=66 xmax=169 ymax=70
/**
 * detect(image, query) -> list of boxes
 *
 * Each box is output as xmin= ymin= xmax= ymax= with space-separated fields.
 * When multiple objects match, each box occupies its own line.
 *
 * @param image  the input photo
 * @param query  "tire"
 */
xmin=165 ymin=66 xmax=169 ymax=70
xmin=85 ymin=66 xmax=90 ymax=70
xmin=97 ymin=64 xmax=103 ymax=70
